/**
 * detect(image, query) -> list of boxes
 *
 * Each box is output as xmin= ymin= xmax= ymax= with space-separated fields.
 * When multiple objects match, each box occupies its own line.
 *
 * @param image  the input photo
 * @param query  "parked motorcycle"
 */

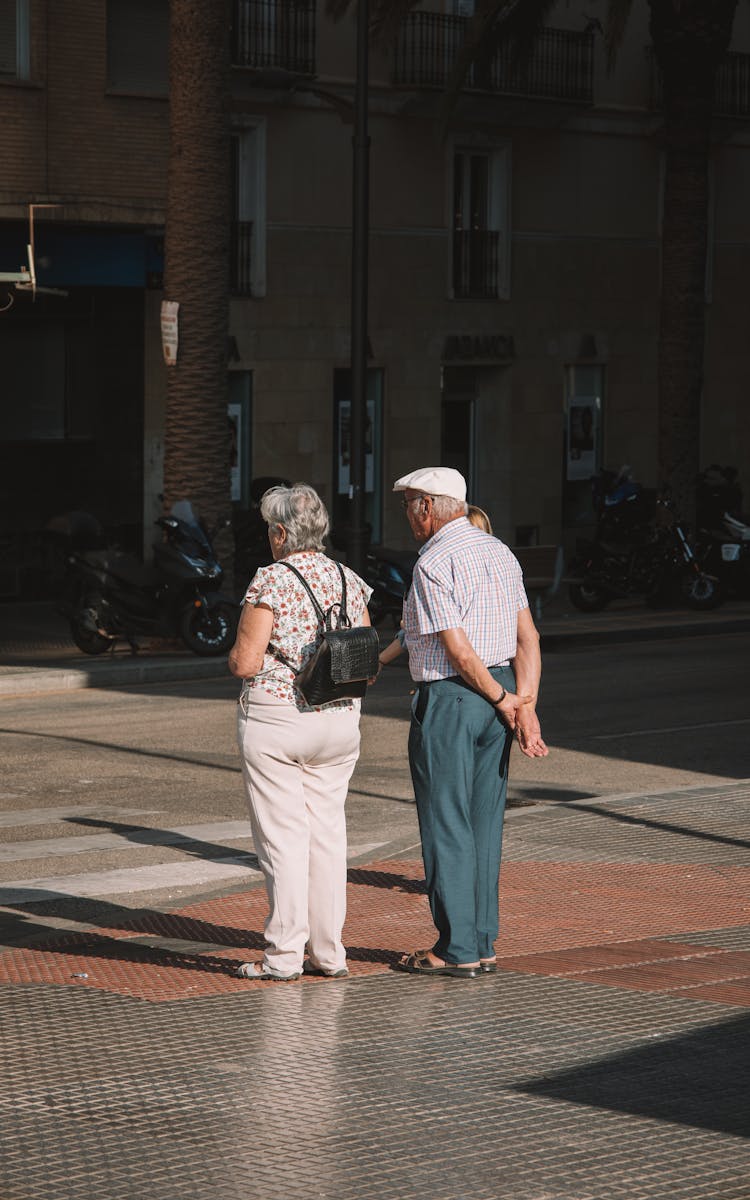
xmin=568 ymin=468 xmax=722 ymax=612
xmin=329 ymin=524 xmax=415 ymax=626
xmin=365 ymin=546 xmax=416 ymax=626
xmin=694 ymin=465 xmax=750 ymax=599
xmin=232 ymin=476 xmax=292 ymax=589
xmin=54 ymin=502 xmax=238 ymax=656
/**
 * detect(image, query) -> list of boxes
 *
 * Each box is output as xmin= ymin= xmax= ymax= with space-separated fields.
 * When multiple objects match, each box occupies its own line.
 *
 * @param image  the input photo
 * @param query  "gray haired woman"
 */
xmin=228 ymin=483 xmax=372 ymax=981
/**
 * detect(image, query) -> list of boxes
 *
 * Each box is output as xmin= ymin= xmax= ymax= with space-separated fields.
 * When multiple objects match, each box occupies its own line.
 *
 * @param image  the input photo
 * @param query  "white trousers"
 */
xmin=237 ymin=690 xmax=361 ymax=975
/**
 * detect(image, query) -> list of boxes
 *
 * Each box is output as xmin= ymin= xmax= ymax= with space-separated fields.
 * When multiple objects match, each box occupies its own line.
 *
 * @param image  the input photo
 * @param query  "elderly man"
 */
xmin=393 ymin=466 xmax=548 ymax=979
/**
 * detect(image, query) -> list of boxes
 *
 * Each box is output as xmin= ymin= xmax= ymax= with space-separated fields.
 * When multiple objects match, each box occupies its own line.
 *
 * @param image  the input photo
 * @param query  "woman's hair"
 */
xmin=260 ymin=483 xmax=330 ymax=554
xmin=467 ymin=505 xmax=493 ymax=535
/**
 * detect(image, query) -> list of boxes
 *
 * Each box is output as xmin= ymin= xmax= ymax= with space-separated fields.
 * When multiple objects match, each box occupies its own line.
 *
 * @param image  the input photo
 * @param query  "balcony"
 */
xmin=231 ymin=220 xmax=254 ymax=295
xmin=232 ymin=0 xmax=316 ymax=76
xmin=649 ymin=49 xmax=750 ymax=118
xmin=453 ymin=229 xmax=502 ymax=300
xmin=393 ymin=17 xmax=594 ymax=104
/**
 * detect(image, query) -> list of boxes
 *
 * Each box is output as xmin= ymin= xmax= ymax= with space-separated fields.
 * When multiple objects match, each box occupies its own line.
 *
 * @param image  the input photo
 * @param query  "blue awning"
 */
xmin=0 ymin=224 xmax=164 ymax=288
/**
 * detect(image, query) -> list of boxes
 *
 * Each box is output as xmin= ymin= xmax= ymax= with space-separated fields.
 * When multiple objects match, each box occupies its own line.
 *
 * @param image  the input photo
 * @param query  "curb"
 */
xmin=539 ymin=615 xmax=750 ymax=651
xmin=1 ymin=613 xmax=749 ymax=698
xmin=0 ymin=655 xmax=230 ymax=698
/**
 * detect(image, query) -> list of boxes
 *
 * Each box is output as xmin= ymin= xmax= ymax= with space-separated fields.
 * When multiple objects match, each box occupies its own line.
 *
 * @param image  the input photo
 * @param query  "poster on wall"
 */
xmin=337 ymin=399 xmax=375 ymax=495
xmin=160 ymin=300 xmax=179 ymax=365
xmin=228 ymin=402 xmax=242 ymax=502
xmin=566 ymin=397 xmax=598 ymax=481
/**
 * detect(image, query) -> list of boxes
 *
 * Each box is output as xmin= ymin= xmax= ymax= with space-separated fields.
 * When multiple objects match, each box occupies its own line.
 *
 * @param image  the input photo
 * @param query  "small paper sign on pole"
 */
xmin=161 ymin=300 xmax=179 ymax=365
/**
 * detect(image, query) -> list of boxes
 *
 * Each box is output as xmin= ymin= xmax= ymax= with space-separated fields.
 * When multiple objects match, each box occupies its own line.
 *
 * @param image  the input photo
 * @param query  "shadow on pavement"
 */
xmin=0 ymin=890 xmax=261 ymax=951
xmin=64 ymin=814 xmax=255 ymax=860
xmin=516 ymin=1012 xmax=750 ymax=1138
xmin=567 ymin=802 xmax=750 ymax=852
xmin=0 ymin=727 xmax=241 ymax=775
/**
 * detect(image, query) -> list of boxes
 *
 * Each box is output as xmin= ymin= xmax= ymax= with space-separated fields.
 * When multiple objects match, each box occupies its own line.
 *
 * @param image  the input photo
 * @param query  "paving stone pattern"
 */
xmin=1 ymin=977 xmax=748 ymax=1200
xmin=1 ymin=781 xmax=749 ymax=1199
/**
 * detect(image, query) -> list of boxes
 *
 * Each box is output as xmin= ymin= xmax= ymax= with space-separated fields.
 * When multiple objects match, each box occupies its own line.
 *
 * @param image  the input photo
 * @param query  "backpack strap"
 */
xmin=267 ymin=558 xmax=350 ymax=669
xmin=275 ymin=560 xmax=327 ymax=625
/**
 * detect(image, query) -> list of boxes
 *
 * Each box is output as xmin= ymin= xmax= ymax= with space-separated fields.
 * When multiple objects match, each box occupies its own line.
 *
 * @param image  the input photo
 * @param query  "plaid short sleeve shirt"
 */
xmin=403 ymin=517 xmax=529 ymax=681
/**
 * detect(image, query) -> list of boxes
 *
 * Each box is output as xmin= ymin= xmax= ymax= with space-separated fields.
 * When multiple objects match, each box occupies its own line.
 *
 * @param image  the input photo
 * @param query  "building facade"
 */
xmin=1 ymin=0 xmax=749 ymax=597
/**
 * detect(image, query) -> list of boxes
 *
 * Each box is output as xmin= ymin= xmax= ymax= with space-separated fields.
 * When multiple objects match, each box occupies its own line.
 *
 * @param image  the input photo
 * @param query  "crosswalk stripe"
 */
xmin=0 ymin=805 xmax=162 ymax=829
xmin=0 ymin=843 xmax=385 ymax=905
xmin=0 ymin=821 xmax=255 ymax=864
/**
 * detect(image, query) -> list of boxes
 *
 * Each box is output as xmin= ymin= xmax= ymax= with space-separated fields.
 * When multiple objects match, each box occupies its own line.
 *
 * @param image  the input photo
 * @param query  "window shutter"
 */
xmin=107 ymin=0 xmax=168 ymax=95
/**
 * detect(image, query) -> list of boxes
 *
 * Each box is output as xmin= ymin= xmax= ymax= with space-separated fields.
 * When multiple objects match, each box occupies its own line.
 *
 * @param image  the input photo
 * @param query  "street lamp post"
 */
xmin=347 ymin=0 xmax=370 ymax=576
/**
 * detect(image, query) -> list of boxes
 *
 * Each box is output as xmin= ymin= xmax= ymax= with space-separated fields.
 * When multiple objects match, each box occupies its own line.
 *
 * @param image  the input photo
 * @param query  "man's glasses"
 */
xmin=400 ymin=495 xmax=432 ymax=510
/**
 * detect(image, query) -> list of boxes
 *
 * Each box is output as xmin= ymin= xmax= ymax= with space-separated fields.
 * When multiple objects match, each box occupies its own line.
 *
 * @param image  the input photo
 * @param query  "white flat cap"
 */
xmin=393 ymin=466 xmax=467 ymax=502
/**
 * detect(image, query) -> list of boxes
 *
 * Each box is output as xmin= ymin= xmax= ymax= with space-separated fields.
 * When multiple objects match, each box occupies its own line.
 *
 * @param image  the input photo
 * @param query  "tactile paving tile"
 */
xmin=504 ymin=787 xmax=750 ymax=864
xmin=1 ymin=859 xmax=749 ymax=1004
xmin=0 ymin=973 xmax=748 ymax=1199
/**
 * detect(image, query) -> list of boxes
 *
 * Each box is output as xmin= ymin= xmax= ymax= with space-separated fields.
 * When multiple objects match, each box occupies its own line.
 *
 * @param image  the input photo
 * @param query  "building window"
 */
xmin=0 ymin=0 xmax=30 ymax=80
xmin=333 ymin=369 xmax=383 ymax=545
xmin=232 ymin=0 xmax=316 ymax=75
xmin=452 ymin=144 xmax=511 ymax=300
xmin=231 ymin=125 xmax=266 ymax=297
xmin=562 ymin=363 xmax=604 ymax=530
xmin=107 ymin=0 xmax=168 ymax=95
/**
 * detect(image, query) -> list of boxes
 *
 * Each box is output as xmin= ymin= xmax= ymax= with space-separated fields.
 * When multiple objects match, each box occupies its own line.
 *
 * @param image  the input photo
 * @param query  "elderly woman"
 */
xmin=228 ymin=483 xmax=372 ymax=981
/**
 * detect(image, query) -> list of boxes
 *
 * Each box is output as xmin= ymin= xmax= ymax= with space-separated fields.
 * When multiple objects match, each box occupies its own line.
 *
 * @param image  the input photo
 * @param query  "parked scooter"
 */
xmin=328 ymin=524 xmax=415 ymax=626
xmin=54 ymin=501 xmax=238 ymax=656
xmin=365 ymin=546 xmax=416 ymax=626
xmin=568 ymin=467 xmax=721 ymax=612
xmin=232 ymin=476 xmax=292 ymax=589
xmin=694 ymin=465 xmax=750 ymax=599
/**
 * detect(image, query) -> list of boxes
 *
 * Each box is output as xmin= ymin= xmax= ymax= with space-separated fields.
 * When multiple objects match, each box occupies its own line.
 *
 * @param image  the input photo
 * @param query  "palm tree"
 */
xmin=335 ymin=0 xmax=740 ymax=524
xmin=163 ymin=0 xmax=234 ymax=581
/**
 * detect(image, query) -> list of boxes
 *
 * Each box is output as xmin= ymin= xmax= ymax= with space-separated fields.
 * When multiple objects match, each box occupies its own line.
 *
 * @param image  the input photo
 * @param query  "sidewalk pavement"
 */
xmin=1 ymin=780 xmax=749 ymax=1194
xmin=2 ymin=594 xmax=750 ymax=697
xmin=2 ymin=599 xmax=750 ymax=1198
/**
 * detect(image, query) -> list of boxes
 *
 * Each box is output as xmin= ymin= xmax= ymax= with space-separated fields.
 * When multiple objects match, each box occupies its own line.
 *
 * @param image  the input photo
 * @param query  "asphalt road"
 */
xmin=1 ymin=629 xmax=748 ymax=921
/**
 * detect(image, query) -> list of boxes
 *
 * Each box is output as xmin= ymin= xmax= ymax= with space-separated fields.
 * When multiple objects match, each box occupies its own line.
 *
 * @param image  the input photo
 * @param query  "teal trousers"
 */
xmin=408 ymin=666 xmax=514 ymax=964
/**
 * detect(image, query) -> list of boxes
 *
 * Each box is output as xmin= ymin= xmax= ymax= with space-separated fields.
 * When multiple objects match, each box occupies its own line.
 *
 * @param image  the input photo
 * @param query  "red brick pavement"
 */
xmin=1 ymin=860 xmax=749 ymax=1005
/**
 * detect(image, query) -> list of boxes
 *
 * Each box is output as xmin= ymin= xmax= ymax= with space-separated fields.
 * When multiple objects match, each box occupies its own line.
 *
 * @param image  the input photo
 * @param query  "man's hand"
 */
xmin=514 ymin=705 xmax=549 ymax=758
xmin=496 ymin=689 xmax=534 ymax=732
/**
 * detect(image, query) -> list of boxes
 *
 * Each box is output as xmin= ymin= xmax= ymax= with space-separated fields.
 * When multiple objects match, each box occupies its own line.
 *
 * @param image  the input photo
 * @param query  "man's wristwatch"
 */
xmin=492 ymin=687 xmax=507 ymax=706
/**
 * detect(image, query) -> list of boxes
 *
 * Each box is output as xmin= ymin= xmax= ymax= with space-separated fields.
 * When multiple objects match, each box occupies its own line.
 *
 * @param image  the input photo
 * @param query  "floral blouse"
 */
xmin=240 ymin=551 xmax=373 ymax=712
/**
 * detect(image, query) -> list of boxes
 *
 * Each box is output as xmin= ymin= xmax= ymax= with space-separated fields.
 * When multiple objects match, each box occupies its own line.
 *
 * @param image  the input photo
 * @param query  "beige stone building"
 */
xmin=1 ymin=0 xmax=750 ymax=594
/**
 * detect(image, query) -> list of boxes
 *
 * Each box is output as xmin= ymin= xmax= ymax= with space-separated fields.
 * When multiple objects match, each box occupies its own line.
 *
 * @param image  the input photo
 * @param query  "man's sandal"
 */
xmin=235 ymin=961 xmax=301 ymax=982
xmin=395 ymin=950 xmax=479 ymax=979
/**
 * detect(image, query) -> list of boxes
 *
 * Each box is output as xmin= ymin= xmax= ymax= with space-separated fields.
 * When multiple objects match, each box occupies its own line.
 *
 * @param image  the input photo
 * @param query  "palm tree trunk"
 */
xmin=163 ymin=0 xmax=234 ymax=583
xmin=650 ymin=0 xmax=737 ymax=525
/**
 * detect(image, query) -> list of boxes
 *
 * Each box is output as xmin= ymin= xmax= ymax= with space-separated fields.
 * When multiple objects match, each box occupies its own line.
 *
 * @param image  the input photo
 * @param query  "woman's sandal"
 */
xmin=302 ymin=961 xmax=349 ymax=978
xmin=480 ymin=958 xmax=498 ymax=974
xmin=395 ymin=950 xmax=479 ymax=979
xmin=235 ymin=961 xmax=301 ymax=982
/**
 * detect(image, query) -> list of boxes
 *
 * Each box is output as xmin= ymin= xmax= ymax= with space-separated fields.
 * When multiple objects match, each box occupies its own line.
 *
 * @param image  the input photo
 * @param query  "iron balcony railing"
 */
xmin=649 ymin=49 xmax=750 ymax=117
xmin=231 ymin=220 xmax=254 ymax=295
xmin=232 ymin=0 xmax=316 ymax=75
xmin=453 ymin=229 xmax=501 ymax=300
xmin=394 ymin=17 xmax=593 ymax=103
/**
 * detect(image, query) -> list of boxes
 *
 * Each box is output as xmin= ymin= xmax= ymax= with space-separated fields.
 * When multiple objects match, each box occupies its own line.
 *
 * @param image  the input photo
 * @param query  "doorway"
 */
xmin=441 ymin=367 xmax=476 ymax=498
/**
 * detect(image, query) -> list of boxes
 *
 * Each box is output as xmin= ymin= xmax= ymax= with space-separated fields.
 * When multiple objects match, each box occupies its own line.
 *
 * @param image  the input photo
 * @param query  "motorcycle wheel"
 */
xmin=179 ymin=601 xmax=237 ymax=656
xmin=568 ymin=582 xmax=611 ymax=613
xmin=681 ymin=570 xmax=723 ymax=611
xmin=70 ymin=620 xmax=112 ymax=655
